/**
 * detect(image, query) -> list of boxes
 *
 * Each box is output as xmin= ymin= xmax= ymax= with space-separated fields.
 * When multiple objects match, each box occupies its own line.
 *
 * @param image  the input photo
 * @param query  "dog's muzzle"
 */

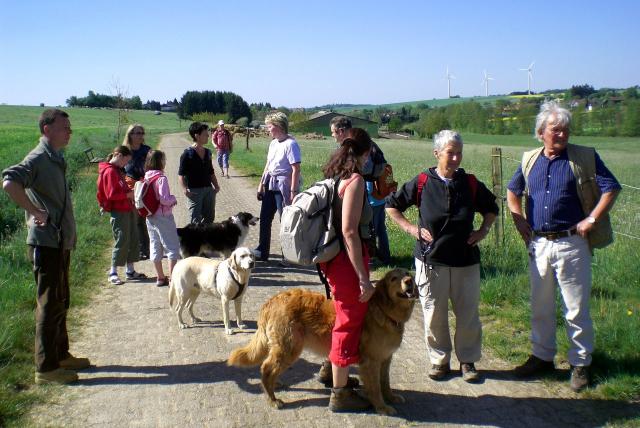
xmin=400 ymin=276 xmax=418 ymax=299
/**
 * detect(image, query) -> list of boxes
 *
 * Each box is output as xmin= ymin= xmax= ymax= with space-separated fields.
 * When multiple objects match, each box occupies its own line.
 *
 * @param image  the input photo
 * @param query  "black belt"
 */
xmin=533 ymin=228 xmax=578 ymax=240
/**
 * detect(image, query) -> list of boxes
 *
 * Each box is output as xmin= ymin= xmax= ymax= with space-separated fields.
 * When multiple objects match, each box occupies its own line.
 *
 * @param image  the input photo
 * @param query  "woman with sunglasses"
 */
xmin=123 ymin=124 xmax=152 ymax=260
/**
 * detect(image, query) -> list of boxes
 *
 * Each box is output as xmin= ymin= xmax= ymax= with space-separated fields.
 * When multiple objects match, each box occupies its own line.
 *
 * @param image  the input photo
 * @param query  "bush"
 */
xmin=235 ymin=117 xmax=249 ymax=127
xmin=191 ymin=112 xmax=229 ymax=125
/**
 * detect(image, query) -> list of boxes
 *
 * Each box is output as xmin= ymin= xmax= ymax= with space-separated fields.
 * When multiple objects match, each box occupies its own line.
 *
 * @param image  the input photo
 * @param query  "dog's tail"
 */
xmin=168 ymin=280 xmax=176 ymax=309
xmin=228 ymin=325 xmax=269 ymax=367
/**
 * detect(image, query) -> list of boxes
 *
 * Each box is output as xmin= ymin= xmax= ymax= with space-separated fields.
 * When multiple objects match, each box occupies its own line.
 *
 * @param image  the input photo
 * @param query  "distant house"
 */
xmin=292 ymin=111 xmax=378 ymax=136
xmin=161 ymin=102 xmax=177 ymax=112
xmin=601 ymin=96 xmax=624 ymax=107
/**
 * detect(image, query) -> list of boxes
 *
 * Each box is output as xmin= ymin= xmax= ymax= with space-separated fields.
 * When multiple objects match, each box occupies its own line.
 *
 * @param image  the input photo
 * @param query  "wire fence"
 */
xmin=496 ymin=148 xmax=640 ymax=242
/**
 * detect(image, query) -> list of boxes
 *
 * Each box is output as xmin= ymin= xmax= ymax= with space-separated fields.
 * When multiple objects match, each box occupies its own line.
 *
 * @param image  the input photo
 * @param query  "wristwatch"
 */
xmin=586 ymin=216 xmax=596 ymax=224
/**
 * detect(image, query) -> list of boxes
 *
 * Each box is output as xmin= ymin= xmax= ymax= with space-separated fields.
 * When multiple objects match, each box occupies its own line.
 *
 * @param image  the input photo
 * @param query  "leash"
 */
xmin=228 ymin=265 xmax=246 ymax=300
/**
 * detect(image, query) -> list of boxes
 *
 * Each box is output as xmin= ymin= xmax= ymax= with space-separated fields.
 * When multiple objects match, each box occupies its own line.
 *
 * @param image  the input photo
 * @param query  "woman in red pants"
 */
xmin=320 ymin=128 xmax=375 ymax=412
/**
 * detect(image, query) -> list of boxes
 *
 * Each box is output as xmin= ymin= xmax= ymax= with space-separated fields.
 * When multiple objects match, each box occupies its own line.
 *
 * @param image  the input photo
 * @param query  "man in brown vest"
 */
xmin=506 ymin=101 xmax=621 ymax=392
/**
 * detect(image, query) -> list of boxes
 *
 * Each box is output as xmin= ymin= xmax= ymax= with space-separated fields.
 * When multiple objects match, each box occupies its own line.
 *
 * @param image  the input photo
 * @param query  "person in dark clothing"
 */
xmin=386 ymin=130 xmax=498 ymax=383
xmin=123 ymin=123 xmax=151 ymax=259
xmin=178 ymin=122 xmax=220 ymax=224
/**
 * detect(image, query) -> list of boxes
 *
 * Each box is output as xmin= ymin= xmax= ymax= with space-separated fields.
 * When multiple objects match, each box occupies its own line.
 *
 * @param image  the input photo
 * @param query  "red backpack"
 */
xmin=134 ymin=175 xmax=161 ymax=217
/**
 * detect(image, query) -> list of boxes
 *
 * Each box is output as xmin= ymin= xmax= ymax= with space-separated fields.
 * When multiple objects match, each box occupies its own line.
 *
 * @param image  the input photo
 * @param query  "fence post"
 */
xmin=491 ymin=147 xmax=504 ymax=244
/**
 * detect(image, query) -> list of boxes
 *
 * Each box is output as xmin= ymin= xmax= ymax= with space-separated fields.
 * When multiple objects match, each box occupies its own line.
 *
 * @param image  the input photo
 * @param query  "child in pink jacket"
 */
xmin=143 ymin=150 xmax=180 ymax=287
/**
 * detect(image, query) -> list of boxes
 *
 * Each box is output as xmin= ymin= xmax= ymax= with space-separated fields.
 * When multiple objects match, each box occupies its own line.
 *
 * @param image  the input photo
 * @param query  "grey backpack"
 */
xmin=279 ymin=178 xmax=341 ymax=265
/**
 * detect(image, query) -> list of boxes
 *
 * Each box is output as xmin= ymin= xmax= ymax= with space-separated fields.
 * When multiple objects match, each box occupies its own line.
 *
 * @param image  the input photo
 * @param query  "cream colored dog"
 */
xmin=169 ymin=247 xmax=255 ymax=334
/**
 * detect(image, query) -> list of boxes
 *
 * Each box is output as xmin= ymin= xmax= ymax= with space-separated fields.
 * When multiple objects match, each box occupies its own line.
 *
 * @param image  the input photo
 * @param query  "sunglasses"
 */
xmin=130 ymin=131 xmax=145 ymax=135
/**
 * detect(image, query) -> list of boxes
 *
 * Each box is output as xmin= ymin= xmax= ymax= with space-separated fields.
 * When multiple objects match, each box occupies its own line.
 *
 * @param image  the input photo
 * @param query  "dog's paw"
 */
xmin=385 ymin=393 xmax=405 ymax=404
xmin=268 ymin=399 xmax=285 ymax=410
xmin=237 ymin=322 xmax=247 ymax=330
xmin=375 ymin=404 xmax=397 ymax=416
xmin=225 ymin=328 xmax=234 ymax=335
xmin=179 ymin=323 xmax=188 ymax=329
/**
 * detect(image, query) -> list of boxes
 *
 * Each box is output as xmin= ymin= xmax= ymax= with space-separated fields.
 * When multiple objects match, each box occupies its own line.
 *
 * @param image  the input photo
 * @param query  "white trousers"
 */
xmin=528 ymin=234 xmax=593 ymax=366
xmin=415 ymin=259 xmax=482 ymax=365
xmin=146 ymin=214 xmax=181 ymax=262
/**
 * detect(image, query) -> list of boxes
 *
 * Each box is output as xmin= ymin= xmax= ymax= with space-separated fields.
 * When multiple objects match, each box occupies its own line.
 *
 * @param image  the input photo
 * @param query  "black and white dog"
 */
xmin=177 ymin=212 xmax=259 ymax=258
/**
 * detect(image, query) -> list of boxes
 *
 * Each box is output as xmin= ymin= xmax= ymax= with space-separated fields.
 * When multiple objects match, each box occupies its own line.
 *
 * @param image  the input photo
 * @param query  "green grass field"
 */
xmin=0 ymin=105 xmax=184 ymax=426
xmin=233 ymin=132 xmax=640 ymax=403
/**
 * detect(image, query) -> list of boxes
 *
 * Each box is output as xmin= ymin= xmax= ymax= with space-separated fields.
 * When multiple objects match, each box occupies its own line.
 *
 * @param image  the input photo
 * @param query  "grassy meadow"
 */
xmin=233 ymin=132 xmax=640 ymax=402
xmin=0 ymin=105 xmax=184 ymax=426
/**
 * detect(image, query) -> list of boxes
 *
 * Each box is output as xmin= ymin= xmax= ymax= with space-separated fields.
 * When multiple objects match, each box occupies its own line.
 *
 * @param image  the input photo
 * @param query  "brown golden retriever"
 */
xmin=227 ymin=268 xmax=417 ymax=415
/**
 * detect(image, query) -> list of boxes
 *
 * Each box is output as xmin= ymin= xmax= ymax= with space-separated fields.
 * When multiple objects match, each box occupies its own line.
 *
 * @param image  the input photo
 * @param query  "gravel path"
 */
xmin=26 ymin=133 xmax=639 ymax=427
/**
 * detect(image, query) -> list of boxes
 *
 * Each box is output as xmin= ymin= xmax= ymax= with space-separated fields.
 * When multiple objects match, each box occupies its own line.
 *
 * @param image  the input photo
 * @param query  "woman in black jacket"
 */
xmin=386 ymin=130 xmax=498 ymax=383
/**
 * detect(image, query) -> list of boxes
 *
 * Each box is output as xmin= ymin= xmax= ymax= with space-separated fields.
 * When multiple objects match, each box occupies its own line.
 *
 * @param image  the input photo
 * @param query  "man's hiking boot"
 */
xmin=59 ymin=354 xmax=91 ymax=370
xmin=514 ymin=355 xmax=555 ymax=378
xmin=35 ymin=368 xmax=78 ymax=385
xmin=329 ymin=386 xmax=371 ymax=412
xmin=460 ymin=363 xmax=481 ymax=383
xmin=428 ymin=363 xmax=450 ymax=380
xmin=570 ymin=365 xmax=590 ymax=392
xmin=318 ymin=360 xmax=359 ymax=388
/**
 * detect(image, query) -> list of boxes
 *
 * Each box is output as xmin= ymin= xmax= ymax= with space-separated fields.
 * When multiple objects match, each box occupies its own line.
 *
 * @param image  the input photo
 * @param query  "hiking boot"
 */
xmin=59 ymin=354 xmax=91 ymax=370
xmin=514 ymin=355 xmax=555 ymax=378
xmin=317 ymin=361 xmax=359 ymax=388
xmin=35 ymin=368 xmax=79 ymax=385
xmin=460 ymin=363 xmax=480 ymax=383
xmin=570 ymin=366 xmax=590 ymax=392
xmin=329 ymin=386 xmax=371 ymax=412
xmin=428 ymin=363 xmax=450 ymax=380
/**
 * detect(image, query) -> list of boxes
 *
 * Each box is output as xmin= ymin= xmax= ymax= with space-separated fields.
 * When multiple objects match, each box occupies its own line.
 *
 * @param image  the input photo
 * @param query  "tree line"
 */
xmin=345 ymin=85 xmax=640 ymax=138
xmin=66 ymin=91 xmax=144 ymax=110
xmin=177 ymin=91 xmax=252 ymax=123
xmin=65 ymin=89 xmax=255 ymax=124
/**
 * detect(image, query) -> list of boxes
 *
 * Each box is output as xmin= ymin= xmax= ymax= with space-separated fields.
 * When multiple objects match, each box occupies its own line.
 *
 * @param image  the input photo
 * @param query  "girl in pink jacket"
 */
xmin=143 ymin=150 xmax=180 ymax=287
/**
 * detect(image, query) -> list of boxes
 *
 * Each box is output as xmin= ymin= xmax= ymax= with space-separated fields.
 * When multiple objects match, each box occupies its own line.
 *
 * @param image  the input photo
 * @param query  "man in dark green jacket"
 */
xmin=2 ymin=109 xmax=89 ymax=384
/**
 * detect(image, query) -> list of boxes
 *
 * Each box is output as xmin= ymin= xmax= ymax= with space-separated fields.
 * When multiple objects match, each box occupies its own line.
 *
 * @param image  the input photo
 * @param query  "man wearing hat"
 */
xmin=212 ymin=119 xmax=233 ymax=178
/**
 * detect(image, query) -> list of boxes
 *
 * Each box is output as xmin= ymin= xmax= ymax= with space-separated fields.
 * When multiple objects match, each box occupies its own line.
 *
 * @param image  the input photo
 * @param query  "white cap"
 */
xmin=218 ymin=120 xmax=225 ymax=125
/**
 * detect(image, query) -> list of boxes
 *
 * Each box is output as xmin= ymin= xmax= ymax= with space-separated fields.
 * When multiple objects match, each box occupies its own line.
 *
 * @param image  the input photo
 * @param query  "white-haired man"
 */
xmin=506 ymin=101 xmax=621 ymax=392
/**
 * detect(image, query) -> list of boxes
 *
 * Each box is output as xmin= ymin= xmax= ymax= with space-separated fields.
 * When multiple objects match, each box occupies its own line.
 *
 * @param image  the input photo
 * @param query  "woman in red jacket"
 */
xmin=97 ymin=146 xmax=147 ymax=285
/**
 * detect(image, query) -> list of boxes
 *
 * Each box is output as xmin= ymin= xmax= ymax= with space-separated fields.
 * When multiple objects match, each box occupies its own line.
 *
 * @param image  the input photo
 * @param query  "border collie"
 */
xmin=177 ymin=212 xmax=259 ymax=258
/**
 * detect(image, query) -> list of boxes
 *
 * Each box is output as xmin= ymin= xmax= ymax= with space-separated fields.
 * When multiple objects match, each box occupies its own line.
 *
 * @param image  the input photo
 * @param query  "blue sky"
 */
xmin=1 ymin=0 xmax=638 ymax=108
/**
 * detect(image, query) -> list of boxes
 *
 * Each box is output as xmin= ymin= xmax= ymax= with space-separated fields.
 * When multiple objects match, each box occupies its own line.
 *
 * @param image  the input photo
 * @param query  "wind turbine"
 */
xmin=445 ymin=66 xmax=456 ymax=98
xmin=519 ymin=61 xmax=535 ymax=95
xmin=482 ymin=70 xmax=495 ymax=97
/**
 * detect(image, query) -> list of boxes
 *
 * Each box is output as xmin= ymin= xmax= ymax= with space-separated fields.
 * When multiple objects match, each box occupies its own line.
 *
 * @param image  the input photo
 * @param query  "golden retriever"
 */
xmin=227 ymin=268 xmax=417 ymax=415
xmin=168 ymin=247 xmax=255 ymax=334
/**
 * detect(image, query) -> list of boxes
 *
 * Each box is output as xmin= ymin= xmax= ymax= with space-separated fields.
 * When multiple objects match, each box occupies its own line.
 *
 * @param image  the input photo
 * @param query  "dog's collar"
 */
xmin=228 ymin=265 xmax=246 ymax=300
xmin=382 ymin=310 xmax=403 ymax=331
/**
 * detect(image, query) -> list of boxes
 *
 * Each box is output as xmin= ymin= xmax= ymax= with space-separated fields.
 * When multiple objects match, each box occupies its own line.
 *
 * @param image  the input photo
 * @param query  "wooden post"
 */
xmin=245 ymin=127 xmax=250 ymax=151
xmin=491 ymin=147 xmax=504 ymax=245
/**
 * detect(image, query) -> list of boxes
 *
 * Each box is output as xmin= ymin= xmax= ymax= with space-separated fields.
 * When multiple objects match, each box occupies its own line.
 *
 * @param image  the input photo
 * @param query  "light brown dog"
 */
xmin=228 ymin=268 xmax=417 ymax=415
